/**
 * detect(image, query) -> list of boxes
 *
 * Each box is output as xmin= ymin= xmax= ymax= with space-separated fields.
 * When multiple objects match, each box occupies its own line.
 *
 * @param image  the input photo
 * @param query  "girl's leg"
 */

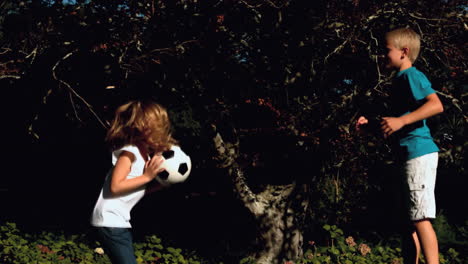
xmin=96 ymin=227 xmax=137 ymax=264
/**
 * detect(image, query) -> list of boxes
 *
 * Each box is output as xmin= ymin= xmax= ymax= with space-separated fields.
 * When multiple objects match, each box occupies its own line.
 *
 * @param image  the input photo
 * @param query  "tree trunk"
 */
xmin=213 ymin=132 xmax=309 ymax=264
xmin=251 ymin=184 xmax=308 ymax=264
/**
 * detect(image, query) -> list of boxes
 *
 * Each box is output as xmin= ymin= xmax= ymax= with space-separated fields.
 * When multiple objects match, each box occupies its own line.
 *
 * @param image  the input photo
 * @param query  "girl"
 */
xmin=91 ymin=100 xmax=177 ymax=264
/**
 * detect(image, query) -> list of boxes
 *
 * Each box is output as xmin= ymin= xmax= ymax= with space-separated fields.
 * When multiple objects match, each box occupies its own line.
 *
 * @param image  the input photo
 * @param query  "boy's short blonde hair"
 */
xmin=386 ymin=28 xmax=421 ymax=63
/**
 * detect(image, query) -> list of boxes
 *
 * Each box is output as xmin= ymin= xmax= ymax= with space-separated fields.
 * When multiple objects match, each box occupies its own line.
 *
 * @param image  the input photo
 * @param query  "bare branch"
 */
xmin=213 ymin=131 xmax=264 ymax=214
xmin=231 ymin=166 xmax=265 ymax=215
xmin=25 ymin=47 xmax=38 ymax=65
xmin=52 ymin=50 xmax=108 ymax=128
xmin=68 ymin=87 xmax=82 ymax=123
xmin=135 ymin=39 xmax=199 ymax=60
xmin=0 ymin=48 xmax=12 ymax=55
xmin=437 ymin=91 xmax=465 ymax=115
xmin=324 ymin=39 xmax=349 ymax=64
xmin=408 ymin=12 xmax=450 ymax=22
xmin=0 ymin=75 xmax=21 ymax=79
xmin=240 ymin=0 xmax=288 ymax=9
xmin=369 ymin=30 xmax=378 ymax=47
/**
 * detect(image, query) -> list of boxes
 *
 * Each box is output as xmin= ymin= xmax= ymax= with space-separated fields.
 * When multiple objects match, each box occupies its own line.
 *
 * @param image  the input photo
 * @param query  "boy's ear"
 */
xmin=401 ymin=47 xmax=409 ymax=58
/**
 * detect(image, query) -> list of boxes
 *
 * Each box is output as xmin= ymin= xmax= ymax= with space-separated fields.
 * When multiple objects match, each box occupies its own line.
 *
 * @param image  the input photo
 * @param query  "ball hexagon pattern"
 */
xmin=156 ymin=145 xmax=191 ymax=185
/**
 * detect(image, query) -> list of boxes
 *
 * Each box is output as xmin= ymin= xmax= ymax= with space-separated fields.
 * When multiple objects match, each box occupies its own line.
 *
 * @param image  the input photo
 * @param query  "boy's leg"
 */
xmin=414 ymin=219 xmax=439 ymax=264
xmin=402 ymin=227 xmax=421 ymax=264
xmin=404 ymin=153 xmax=439 ymax=264
xmin=411 ymin=231 xmax=421 ymax=264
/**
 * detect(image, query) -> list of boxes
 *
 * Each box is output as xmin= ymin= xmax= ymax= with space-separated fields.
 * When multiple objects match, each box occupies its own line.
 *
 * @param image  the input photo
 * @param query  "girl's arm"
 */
xmin=381 ymin=93 xmax=443 ymax=138
xmin=110 ymin=151 xmax=163 ymax=196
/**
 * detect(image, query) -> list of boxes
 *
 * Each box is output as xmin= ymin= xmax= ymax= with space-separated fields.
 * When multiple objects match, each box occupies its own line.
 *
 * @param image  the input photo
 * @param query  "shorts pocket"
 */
xmin=408 ymin=181 xmax=425 ymax=191
xmin=406 ymin=157 xmax=426 ymax=191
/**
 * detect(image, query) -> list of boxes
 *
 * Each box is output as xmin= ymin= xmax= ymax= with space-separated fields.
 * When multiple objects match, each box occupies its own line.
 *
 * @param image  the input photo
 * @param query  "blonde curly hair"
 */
xmin=106 ymin=100 xmax=177 ymax=154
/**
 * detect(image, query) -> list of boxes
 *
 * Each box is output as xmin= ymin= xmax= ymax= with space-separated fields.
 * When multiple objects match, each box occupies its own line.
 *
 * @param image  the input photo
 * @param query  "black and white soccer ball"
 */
xmin=156 ymin=145 xmax=192 ymax=185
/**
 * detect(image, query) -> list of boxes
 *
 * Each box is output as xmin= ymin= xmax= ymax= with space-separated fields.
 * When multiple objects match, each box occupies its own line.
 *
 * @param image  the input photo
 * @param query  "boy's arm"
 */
xmin=381 ymin=93 xmax=443 ymax=138
xmin=355 ymin=116 xmax=368 ymax=132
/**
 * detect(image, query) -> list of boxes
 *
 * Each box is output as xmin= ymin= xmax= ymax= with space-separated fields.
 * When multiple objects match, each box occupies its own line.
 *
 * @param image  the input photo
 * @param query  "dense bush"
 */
xmin=0 ymin=0 xmax=466 ymax=262
xmin=302 ymin=224 xmax=466 ymax=264
xmin=1 ymin=222 xmax=466 ymax=264
xmin=0 ymin=222 xmax=205 ymax=264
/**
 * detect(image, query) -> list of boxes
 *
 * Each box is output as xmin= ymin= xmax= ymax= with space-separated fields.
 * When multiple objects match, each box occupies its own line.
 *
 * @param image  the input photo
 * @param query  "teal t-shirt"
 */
xmin=390 ymin=67 xmax=439 ymax=160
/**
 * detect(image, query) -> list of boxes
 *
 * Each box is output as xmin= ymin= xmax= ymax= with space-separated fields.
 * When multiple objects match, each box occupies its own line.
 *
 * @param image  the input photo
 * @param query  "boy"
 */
xmin=356 ymin=28 xmax=444 ymax=264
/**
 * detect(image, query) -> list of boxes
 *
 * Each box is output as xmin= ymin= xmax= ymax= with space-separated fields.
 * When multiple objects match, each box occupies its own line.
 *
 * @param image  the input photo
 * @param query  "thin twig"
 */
xmin=134 ymin=39 xmax=199 ymax=61
xmin=0 ymin=48 xmax=12 ymax=55
xmin=52 ymin=50 xmax=108 ymax=128
xmin=409 ymin=12 xmax=450 ymax=22
xmin=68 ymin=87 xmax=82 ymax=123
xmin=436 ymin=91 xmax=465 ymax=114
xmin=324 ymin=39 xmax=349 ymax=64
xmin=0 ymin=75 xmax=21 ymax=79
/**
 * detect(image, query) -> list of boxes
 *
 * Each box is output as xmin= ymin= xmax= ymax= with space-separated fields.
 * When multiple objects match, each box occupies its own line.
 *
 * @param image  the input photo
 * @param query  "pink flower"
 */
xmin=216 ymin=15 xmax=224 ymax=24
xmin=358 ymin=243 xmax=371 ymax=256
xmin=345 ymin=236 xmax=357 ymax=247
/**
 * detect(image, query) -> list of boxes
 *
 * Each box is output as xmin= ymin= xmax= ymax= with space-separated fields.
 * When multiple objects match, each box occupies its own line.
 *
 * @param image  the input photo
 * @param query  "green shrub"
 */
xmin=433 ymin=212 xmax=468 ymax=251
xmin=37 ymin=231 xmax=106 ymax=264
xmin=0 ymin=222 xmax=208 ymax=264
xmin=134 ymin=235 xmax=205 ymax=264
xmin=299 ymin=224 xmax=466 ymax=264
xmin=1 ymin=222 xmax=465 ymax=264
xmin=1 ymin=222 xmax=109 ymax=264
xmin=298 ymin=224 xmax=402 ymax=264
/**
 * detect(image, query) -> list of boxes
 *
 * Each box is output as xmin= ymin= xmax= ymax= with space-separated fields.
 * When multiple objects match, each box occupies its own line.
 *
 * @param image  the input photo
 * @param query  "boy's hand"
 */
xmin=381 ymin=117 xmax=405 ymax=138
xmin=355 ymin=116 xmax=369 ymax=132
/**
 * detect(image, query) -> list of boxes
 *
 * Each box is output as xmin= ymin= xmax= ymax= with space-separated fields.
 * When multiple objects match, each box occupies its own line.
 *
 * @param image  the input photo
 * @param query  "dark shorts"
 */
xmin=95 ymin=227 xmax=137 ymax=264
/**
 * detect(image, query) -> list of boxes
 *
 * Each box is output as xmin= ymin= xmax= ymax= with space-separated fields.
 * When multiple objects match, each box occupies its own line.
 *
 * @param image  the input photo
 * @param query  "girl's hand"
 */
xmin=355 ymin=116 xmax=369 ymax=132
xmin=381 ymin=117 xmax=405 ymax=138
xmin=144 ymin=155 xmax=164 ymax=180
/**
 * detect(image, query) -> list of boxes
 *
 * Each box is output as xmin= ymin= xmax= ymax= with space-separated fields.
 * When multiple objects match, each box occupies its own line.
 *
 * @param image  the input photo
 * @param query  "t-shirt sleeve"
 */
xmin=408 ymin=71 xmax=436 ymax=101
xmin=112 ymin=145 xmax=139 ymax=165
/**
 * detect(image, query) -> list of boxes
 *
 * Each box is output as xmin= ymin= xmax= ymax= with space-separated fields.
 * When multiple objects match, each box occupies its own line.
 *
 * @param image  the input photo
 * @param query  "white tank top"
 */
xmin=91 ymin=145 xmax=148 ymax=228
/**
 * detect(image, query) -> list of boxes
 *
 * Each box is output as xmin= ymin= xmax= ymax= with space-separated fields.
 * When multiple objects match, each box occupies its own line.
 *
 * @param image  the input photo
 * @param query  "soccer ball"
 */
xmin=156 ymin=145 xmax=192 ymax=185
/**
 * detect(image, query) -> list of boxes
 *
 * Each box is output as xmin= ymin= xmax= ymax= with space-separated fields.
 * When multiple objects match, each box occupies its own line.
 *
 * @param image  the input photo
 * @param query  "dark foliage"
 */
xmin=0 ymin=0 xmax=466 ymax=260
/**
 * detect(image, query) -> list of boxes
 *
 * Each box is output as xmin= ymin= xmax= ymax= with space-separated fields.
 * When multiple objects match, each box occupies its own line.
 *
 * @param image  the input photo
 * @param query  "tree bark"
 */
xmin=252 ymin=183 xmax=308 ymax=264
xmin=213 ymin=131 xmax=309 ymax=264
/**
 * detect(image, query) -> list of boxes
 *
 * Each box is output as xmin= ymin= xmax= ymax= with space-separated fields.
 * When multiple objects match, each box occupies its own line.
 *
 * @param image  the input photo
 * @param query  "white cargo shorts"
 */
xmin=404 ymin=152 xmax=438 ymax=221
